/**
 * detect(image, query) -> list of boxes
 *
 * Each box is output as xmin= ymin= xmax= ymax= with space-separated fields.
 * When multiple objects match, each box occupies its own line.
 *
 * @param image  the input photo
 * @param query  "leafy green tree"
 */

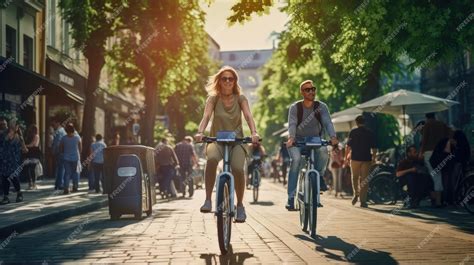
xmin=59 ymin=0 xmax=124 ymax=158
xmin=229 ymin=1 xmax=473 ymax=152
xmin=108 ymin=0 xmax=212 ymax=145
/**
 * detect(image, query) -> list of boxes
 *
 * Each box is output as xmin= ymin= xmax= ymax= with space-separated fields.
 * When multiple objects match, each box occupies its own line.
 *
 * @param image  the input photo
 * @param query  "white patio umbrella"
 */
xmin=331 ymin=106 xmax=363 ymax=132
xmin=356 ymin=89 xmax=459 ymax=135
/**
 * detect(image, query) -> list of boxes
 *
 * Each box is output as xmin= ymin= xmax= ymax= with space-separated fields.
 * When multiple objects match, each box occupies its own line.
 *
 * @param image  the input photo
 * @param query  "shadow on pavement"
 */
xmin=200 ymin=245 xmax=254 ymax=265
xmin=368 ymin=205 xmax=474 ymax=234
xmin=249 ymin=201 xmax=274 ymax=206
xmin=295 ymin=234 xmax=399 ymax=265
xmin=0 ymin=207 xmax=178 ymax=263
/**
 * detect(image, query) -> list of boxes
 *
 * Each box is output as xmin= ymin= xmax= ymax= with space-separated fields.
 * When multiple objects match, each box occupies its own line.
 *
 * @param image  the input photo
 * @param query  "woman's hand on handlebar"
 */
xmin=251 ymin=132 xmax=260 ymax=144
xmin=194 ymin=132 xmax=204 ymax=143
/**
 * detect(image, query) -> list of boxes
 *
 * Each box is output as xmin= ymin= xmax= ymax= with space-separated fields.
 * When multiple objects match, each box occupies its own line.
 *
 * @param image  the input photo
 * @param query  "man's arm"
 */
xmin=320 ymin=103 xmax=337 ymax=143
xmin=287 ymin=104 xmax=297 ymax=147
xmin=396 ymin=167 xmax=416 ymax=177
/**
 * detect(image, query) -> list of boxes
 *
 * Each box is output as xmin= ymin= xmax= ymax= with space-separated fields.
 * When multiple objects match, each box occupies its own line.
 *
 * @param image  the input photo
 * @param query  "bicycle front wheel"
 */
xmin=308 ymin=173 xmax=318 ymax=238
xmin=216 ymin=177 xmax=232 ymax=255
xmin=297 ymin=173 xmax=308 ymax=232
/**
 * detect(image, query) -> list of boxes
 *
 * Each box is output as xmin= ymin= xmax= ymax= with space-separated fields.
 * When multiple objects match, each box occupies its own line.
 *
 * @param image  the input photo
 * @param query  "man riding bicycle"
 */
xmin=286 ymin=80 xmax=338 ymax=210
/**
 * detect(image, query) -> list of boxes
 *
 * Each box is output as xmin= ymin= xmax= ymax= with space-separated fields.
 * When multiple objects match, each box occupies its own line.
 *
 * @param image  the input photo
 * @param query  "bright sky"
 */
xmin=201 ymin=1 xmax=289 ymax=51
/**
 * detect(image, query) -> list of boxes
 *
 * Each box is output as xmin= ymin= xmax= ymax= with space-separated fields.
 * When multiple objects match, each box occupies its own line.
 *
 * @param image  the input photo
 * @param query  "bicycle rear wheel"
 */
xmin=297 ymin=173 xmax=308 ymax=232
xmin=369 ymin=173 xmax=397 ymax=204
xmin=216 ymin=177 xmax=232 ymax=254
xmin=458 ymin=172 xmax=474 ymax=214
xmin=308 ymin=173 xmax=318 ymax=238
xmin=253 ymin=169 xmax=259 ymax=203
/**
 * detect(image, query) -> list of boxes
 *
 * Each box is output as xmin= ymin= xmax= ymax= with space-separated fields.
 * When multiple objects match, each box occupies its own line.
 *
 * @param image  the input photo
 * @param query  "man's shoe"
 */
xmin=63 ymin=188 xmax=70 ymax=195
xmin=72 ymin=186 xmax=79 ymax=193
xmin=318 ymin=203 xmax=323 ymax=207
xmin=320 ymin=180 xmax=328 ymax=191
xmin=200 ymin=200 xmax=212 ymax=213
xmin=16 ymin=192 xmax=23 ymax=203
xmin=360 ymin=202 xmax=368 ymax=208
xmin=285 ymin=198 xmax=296 ymax=211
xmin=235 ymin=206 xmax=246 ymax=223
xmin=0 ymin=196 xmax=10 ymax=205
xmin=352 ymin=195 xmax=359 ymax=206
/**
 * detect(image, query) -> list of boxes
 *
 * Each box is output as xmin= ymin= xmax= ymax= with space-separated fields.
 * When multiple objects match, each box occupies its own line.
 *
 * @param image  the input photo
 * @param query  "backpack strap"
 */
xmin=296 ymin=101 xmax=304 ymax=127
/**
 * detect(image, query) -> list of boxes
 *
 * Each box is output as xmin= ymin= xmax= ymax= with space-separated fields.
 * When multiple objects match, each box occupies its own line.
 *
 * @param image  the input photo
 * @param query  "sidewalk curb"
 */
xmin=0 ymin=198 xmax=108 ymax=239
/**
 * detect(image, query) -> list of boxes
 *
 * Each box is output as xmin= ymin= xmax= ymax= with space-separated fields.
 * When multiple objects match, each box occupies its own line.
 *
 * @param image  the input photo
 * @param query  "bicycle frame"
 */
xmin=302 ymin=147 xmax=321 ymax=207
xmin=215 ymin=143 xmax=236 ymax=217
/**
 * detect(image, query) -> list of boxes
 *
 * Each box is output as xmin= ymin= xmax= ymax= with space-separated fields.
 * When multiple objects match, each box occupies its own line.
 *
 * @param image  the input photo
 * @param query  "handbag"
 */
xmin=35 ymin=162 xmax=44 ymax=178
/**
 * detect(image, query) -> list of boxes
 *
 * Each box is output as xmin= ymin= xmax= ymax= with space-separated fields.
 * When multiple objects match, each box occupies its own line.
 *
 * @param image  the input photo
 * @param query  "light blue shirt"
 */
xmin=91 ymin=140 xmax=107 ymax=164
xmin=52 ymin=127 xmax=66 ymax=155
xmin=61 ymin=134 xmax=81 ymax=162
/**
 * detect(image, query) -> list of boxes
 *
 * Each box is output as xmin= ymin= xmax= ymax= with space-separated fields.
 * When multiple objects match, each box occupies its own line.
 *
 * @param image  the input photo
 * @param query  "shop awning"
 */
xmin=0 ymin=56 xmax=84 ymax=104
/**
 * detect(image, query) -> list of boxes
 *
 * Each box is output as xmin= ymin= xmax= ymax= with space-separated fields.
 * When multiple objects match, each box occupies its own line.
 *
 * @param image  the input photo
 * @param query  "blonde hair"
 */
xmin=299 ymin=80 xmax=314 ymax=91
xmin=205 ymin=66 xmax=242 ymax=96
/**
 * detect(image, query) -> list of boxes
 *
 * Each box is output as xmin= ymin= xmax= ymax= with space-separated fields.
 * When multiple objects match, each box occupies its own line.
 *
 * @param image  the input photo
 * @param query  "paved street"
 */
xmin=1 ymin=178 xmax=473 ymax=264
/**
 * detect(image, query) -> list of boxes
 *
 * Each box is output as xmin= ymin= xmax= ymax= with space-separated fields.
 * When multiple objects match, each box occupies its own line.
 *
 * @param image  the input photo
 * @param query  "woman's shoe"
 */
xmin=200 ymin=200 xmax=212 ymax=213
xmin=235 ymin=206 xmax=247 ymax=222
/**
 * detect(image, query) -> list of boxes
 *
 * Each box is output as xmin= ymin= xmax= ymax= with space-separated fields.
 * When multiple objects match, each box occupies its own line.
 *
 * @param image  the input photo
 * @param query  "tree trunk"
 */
xmin=361 ymin=57 xmax=383 ymax=140
xmin=361 ymin=57 xmax=383 ymax=102
xmin=166 ymin=94 xmax=186 ymax=141
xmin=81 ymin=48 xmax=105 ymax=161
xmin=136 ymin=53 xmax=158 ymax=147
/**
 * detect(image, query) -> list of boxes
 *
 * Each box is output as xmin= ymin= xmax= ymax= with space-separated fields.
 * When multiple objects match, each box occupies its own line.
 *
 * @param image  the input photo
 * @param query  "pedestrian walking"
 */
xmin=329 ymin=143 xmax=344 ymax=197
xmin=174 ymin=136 xmax=198 ymax=197
xmin=420 ymin=112 xmax=450 ymax=207
xmin=155 ymin=138 xmax=179 ymax=198
xmin=59 ymin=123 xmax=82 ymax=194
xmin=52 ymin=117 xmax=66 ymax=190
xmin=90 ymin=134 xmax=107 ymax=193
xmin=345 ymin=115 xmax=376 ymax=208
xmin=1 ymin=118 xmax=27 ymax=204
xmin=24 ymin=124 xmax=42 ymax=190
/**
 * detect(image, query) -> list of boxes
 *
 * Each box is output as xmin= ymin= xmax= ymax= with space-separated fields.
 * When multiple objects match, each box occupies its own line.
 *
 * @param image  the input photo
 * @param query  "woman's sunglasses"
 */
xmin=220 ymin=77 xmax=235 ymax=82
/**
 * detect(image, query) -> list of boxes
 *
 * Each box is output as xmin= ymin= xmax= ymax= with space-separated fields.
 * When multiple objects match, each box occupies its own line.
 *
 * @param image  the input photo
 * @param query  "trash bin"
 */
xmin=103 ymin=145 xmax=157 ymax=220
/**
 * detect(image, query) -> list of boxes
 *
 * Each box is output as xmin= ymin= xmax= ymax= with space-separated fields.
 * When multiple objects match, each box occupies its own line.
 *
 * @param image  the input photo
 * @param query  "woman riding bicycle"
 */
xmin=194 ymin=66 xmax=260 ymax=222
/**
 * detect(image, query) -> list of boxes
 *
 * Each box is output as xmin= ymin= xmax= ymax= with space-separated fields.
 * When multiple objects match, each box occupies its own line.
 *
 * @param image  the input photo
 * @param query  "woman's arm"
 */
xmin=195 ymin=97 xmax=215 ymax=140
xmin=240 ymin=96 xmax=258 ymax=135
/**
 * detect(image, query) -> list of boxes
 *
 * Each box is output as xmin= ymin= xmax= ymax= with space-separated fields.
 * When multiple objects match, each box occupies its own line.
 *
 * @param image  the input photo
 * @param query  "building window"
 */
xmin=62 ymin=20 xmax=70 ymax=56
xmin=23 ymin=35 xmax=34 ymax=70
xmin=6 ymin=25 xmax=17 ymax=60
xmin=47 ymin=0 xmax=56 ymax=47
xmin=229 ymin=53 xmax=236 ymax=61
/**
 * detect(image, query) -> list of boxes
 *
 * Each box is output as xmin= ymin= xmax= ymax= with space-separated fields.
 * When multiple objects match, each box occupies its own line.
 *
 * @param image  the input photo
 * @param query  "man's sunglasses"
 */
xmin=220 ymin=77 xmax=235 ymax=82
xmin=303 ymin=87 xmax=316 ymax=93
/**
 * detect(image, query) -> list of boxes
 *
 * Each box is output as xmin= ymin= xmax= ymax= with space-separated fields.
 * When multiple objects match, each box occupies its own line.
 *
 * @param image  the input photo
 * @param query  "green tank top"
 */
xmin=210 ymin=94 xmax=246 ymax=138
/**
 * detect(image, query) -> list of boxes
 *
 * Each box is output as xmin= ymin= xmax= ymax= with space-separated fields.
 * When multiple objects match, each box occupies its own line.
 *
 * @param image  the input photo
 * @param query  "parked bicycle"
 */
xmin=202 ymin=131 xmax=257 ymax=254
xmin=293 ymin=136 xmax=330 ymax=238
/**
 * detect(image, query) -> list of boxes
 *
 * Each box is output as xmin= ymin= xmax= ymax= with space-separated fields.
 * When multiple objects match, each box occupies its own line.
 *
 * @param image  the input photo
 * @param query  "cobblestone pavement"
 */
xmin=0 ymin=178 xmax=473 ymax=264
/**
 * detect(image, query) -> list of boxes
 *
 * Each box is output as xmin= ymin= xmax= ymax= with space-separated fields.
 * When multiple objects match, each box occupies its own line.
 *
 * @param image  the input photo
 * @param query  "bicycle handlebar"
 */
xmin=201 ymin=136 xmax=262 ymax=144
